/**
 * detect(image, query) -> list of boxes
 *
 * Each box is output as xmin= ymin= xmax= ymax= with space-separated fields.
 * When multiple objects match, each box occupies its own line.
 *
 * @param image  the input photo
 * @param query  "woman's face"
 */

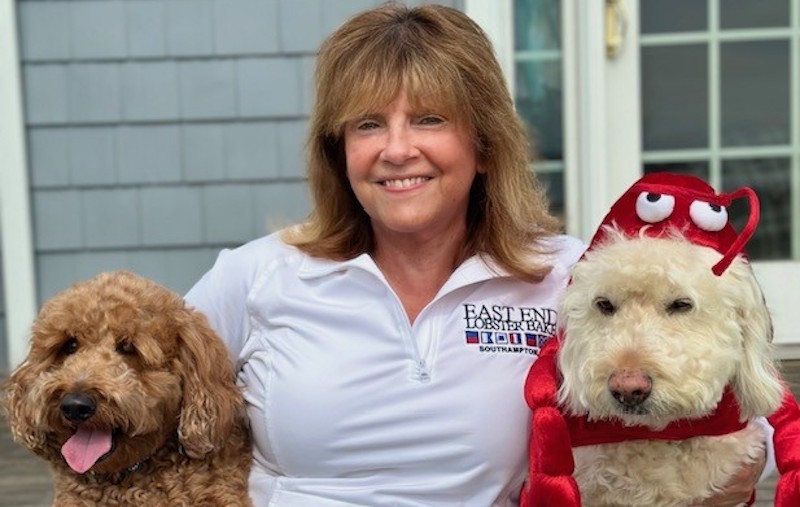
xmin=343 ymin=91 xmax=482 ymax=245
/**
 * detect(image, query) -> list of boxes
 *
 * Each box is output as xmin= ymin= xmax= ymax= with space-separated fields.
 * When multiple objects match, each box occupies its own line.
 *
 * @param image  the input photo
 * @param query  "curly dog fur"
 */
xmin=3 ymin=271 xmax=252 ymax=506
xmin=557 ymin=229 xmax=784 ymax=506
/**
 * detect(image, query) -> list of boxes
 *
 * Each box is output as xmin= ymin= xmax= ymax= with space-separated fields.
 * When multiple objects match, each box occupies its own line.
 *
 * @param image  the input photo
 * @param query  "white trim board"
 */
xmin=464 ymin=0 xmax=515 ymax=97
xmin=0 ymin=0 xmax=37 ymax=370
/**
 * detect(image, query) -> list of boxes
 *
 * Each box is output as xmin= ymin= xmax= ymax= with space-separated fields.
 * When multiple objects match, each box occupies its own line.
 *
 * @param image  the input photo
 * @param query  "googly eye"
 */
xmin=689 ymin=200 xmax=728 ymax=231
xmin=635 ymin=192 xmax=675 ymax=223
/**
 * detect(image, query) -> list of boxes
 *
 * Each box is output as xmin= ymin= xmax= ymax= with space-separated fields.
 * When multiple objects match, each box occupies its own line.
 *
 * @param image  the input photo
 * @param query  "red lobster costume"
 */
xmin=521 ymin=172 xmax=800 ymax=506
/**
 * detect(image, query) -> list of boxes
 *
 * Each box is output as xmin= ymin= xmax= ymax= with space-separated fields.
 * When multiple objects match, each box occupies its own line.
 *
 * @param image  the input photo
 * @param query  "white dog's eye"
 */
xmin=689 ymin=200 xmax=728 ymax=232
xmin=666 ymin=298 xmax=694 ymax=314
xmin=635 ymin=192 xmax=675 ymax=223
xmin=594 ymin=297 xmax=617 ymax=316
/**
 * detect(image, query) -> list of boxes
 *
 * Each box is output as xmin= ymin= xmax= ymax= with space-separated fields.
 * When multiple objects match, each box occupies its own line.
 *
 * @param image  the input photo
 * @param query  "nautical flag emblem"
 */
xmin=465 ymin=330 xmax=479 ymax=344
xmin=509 ymin=332 xmax=522 ymax=344
xmin=526 ymin=333 xmax=550 ymax=348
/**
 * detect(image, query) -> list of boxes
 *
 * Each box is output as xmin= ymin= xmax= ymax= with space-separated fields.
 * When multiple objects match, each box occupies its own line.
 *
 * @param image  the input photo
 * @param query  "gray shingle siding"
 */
xmin=15 ymin=0 xmax=464 ymax=310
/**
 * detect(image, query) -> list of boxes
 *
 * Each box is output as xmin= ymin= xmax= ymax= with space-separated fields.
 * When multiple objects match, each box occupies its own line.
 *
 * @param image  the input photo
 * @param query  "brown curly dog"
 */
xmin=3 ymin=271 xmax=252 ymax=506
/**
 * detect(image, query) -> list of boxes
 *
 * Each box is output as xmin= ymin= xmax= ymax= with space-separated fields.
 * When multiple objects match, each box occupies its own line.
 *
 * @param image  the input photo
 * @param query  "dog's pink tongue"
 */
xmin=61 ymin=427 xmax=112 ymax=474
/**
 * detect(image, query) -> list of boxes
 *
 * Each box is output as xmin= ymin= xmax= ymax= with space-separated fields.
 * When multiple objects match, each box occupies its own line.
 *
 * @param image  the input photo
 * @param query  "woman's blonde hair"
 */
xmin=282 ymin=2 xmax=561 ymax=281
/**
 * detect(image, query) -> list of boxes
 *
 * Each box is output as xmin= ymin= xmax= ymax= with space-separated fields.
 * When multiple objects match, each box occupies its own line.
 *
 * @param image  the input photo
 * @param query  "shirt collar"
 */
xmin=297 ymin=252 xmax=514 ymax=293
xmin=297 ymin=252 xmax=382 ymax=279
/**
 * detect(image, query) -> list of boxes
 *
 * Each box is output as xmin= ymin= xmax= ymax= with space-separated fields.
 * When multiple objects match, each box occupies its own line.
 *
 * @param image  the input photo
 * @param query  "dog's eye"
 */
xmin=667 ymin=298 xmax=694 ymax=314
xmin=60 ymin=337 xmax=79 ymax=356
xmin=635 ymin=192 xmax=675 ymax=223
xmin=594 ymin=297 xmax=617 ymax=316
xmin=116 ymin=340 xmax=136 ymax=356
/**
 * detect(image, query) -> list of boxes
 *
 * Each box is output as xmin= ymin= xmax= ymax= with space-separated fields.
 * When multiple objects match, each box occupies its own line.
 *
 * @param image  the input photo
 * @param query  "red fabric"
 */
xmin=587 ymin=172 xmax=759 ymax=276
xmin=769 ymin=388 xmax=800 ymax=507
xmin=521 ymin=173 xmax=800 ymax=505
xmin=523 ymin=338 xmax=580 ymax=507
xmin=520 ymin=472 xmax=582 ymax=507
xmin=566 ymin=388 xmax=746 ymax=447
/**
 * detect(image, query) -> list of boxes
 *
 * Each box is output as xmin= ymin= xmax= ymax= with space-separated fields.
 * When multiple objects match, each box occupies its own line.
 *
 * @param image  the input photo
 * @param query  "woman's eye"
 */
xmin=356 ymin=120 xmax=380 ymax=131
xmin=418 ymin=115 xmax=444 ymax=126
xmin=689 ymin=200 xmax=728 ymax=232
xmin=635 ymin=192 xmax=675 ymax=223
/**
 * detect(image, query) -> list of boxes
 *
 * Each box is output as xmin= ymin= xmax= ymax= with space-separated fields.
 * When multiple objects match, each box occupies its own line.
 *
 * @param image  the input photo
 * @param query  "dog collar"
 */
xmin=84 ymin=455 xmax=150 ymax=483
xmin=566 ymin=387 xmax=747 ymax=447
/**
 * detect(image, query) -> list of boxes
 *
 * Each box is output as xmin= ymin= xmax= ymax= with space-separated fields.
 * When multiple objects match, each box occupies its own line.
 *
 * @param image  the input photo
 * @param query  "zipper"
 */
xmin=386 ymin=288 xmax=432 ymax=383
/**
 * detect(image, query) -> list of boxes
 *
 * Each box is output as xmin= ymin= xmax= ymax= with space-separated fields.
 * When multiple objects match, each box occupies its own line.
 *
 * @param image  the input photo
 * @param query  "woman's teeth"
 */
xmin=382 ymin=177 xmax=429 ymax=188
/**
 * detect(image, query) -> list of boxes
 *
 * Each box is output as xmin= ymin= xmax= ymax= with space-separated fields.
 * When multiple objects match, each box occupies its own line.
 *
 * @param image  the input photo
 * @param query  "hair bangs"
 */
xmin=327 ymin=34 xmax=469 ymax=135
xmin=330 ymin=66 xmax=404 ymax=134
xmin=404 ymin=58 xmax=467 ymax=125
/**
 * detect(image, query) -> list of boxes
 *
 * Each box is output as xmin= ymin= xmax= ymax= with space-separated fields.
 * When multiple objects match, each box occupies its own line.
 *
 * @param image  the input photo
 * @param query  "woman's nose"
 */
xmin=380 ymin=125 xmax=419 ymax=164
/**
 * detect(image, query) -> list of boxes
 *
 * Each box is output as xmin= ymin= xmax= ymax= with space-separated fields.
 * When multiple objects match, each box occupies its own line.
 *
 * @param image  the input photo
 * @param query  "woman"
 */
xmin=185 ymin=3 xmax=766 ymax=505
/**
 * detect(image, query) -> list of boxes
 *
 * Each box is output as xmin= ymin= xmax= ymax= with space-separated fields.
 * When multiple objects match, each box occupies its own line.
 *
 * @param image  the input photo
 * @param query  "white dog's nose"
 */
xmin=608 ymin=370 xmax=652 ymax=408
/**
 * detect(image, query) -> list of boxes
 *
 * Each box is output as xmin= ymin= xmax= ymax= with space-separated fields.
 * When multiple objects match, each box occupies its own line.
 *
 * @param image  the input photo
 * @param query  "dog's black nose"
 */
xmin=608 ymin=369 xmax=652 ymax=408
xmin=60 ymin=393 xmax=96 ymax=422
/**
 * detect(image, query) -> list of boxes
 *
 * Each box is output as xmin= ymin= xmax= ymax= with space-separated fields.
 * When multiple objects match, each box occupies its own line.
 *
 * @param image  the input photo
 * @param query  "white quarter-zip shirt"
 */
xmin=185 ymin=232 xmax=586 ymax=507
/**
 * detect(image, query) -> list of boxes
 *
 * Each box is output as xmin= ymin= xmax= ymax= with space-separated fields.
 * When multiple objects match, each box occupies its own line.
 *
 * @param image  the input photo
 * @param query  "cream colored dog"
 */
xmin=556 ymin=229 xmax=784 ymax=507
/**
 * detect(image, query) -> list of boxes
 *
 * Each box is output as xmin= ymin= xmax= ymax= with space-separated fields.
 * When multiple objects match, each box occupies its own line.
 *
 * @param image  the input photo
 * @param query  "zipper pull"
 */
xmin=414 ymin=360 xmax=431 ymax=383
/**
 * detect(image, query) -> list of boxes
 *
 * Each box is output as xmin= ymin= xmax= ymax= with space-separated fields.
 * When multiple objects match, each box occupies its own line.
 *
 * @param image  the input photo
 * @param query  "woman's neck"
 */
xmin=372 ymin=229 xmax=467 ymax=324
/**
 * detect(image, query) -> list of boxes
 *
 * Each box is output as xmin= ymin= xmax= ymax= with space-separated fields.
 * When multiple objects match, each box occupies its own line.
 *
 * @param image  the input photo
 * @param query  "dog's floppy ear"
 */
xmin=4 ymin=358 xmax=50 ymax=456
xmin=727 ymin=258 xmax=784 ymax=419
xmin=175 ymin=307 xmax=243 ymax=459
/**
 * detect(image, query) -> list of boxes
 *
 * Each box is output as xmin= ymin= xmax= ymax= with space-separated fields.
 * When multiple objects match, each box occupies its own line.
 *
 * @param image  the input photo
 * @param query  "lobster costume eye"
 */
xmin=689 ymin=200 xmax=728 ymax=232
xmin=635 ymin=192 xmax=675 ymax=223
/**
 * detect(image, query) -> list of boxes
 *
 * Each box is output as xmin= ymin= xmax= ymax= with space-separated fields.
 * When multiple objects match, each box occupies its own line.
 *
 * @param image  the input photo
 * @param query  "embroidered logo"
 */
xmin=462 ymin=304 xmax=556 ymax=355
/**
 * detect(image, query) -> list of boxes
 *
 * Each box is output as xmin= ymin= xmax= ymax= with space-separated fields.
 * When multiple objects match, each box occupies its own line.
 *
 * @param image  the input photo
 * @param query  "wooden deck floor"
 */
xmin=2 ymin=361 xmax=800 ymax=506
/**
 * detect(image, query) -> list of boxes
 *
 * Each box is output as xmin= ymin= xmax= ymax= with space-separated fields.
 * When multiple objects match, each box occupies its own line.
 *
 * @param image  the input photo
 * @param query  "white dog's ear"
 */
xmin=727 ymin=259 xmax=783 ymax=419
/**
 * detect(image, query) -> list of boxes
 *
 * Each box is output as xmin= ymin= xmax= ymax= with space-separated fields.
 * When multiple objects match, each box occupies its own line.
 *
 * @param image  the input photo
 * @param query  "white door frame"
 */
xmin=0 ymin=0 xmax=37 ymax=371
xmin=562 ymin=0 xmax=642 ymax=240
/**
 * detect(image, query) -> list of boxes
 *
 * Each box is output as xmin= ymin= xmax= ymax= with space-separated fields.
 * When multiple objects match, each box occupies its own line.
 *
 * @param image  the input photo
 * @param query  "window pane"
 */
xmin=722 ymin=158 xmax=791 ymax=260
xmin=514 ymin=0 xmax=564 ymax=223
xmin=513 ymin=0 xmax=560 ymax=51
xmin=515 ymin=61 xmax=563 ymax=161
xmin=538 ymin=169 xmax=565 ymax=222
xmin=720 ymin=0 xmax=789 ymax=29
xmin=644 ymin=162 xmax=710 ymax=181
xmin=641 ymin=0 xmax=707 ymax=34
xmin=720 ymin=41 xmax=790 ymax=147
xmin=641 ymin=44 xmax=709 ymax=150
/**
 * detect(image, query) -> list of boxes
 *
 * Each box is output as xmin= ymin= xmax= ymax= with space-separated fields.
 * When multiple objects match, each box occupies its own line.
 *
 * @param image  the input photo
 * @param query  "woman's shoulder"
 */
xmin=202 ymin=229 xmax=308 ymax=283
xmin=539 ymin=234 xmax=587 ymax=263
xmin=535 ymin=234 xmax=587 ymax=278
xmin=185 ymin=230 xmax=309 ymax=308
